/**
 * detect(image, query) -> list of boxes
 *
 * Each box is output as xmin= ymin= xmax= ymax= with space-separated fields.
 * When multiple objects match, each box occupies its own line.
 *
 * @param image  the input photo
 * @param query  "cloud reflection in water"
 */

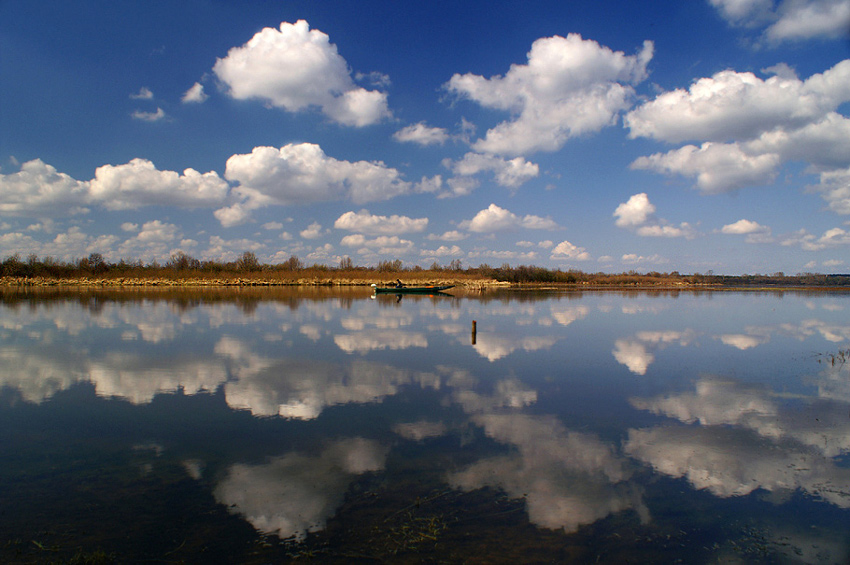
xmin=214 ymin=438 xmax=387 ymax=540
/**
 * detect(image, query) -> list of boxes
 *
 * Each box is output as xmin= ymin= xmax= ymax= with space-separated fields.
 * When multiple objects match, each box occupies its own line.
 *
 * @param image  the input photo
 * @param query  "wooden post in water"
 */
xmin=471 ymin=320 xmax=477 ymax=345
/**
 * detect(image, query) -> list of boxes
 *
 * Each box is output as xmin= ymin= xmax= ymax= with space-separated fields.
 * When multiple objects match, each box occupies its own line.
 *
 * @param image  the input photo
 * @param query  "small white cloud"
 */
xmin=130 ymin=87 xmax=153 ymax=100
xmin=460 ymin=204 xmax=558 ymax=233
xmin=614 ymin=193 xmax=696 ymax=239
xmin=356 ymin=71 xmax=391 ymax=88
xmin=117 ymin=220 xmax=181 ymax=261
xmin=721 ymin=219 xmax=769 ymax=234
xmin=444 ymin=152 xmax=539 ymax=196
xmin=621 ymin=253 xmax=667 ymax=265
xmin=131 ymin=108 xmax=166 ymax=122
xmin=420 ymin=245 xmax=463 ymax=257
xmin=766 ymin=0 xmax=850 ymax=42
xmin=334 ymin=210 xmax=427 ymax=235
xmin=614 ymin=193 xmax=655 ymax=227
xmin=300 ymin=222 xmax=323 ymax=239
xmin=214 ymin=203 xmax=252 ymax=228
xmin=426 ymin=230 xmax=467 ymax=242
xmin=393 ymin=122 xmax=449 ymax=146
xmin=636 ymin=223 xmax=697 ymax=239
xmin=182 ymin=82 xmax=208 ymax=104
xmin=550 ymin=240 xmax=591 ymax=261
xmin=340 ymin=234 xmax=414 ymax=254
xmin=811 ymin=166 xmax=850 ymax=215
xmin=781 ymin=227 xmax=850 ymax=250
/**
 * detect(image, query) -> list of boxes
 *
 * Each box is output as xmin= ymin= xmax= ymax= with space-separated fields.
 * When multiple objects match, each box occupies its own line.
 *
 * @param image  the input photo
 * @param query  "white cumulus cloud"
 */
xmin=459 ymin=203 xmax=558 ymax=232
xmin=131 ymin=108 xmax=166 ymax=122
xmin=626 ymin=60 xmax=850 ymax=195
xmin=181 ymin=82 xmax=208 ymax=103
xmin=300 ymin=222 xmax=323 ymax=239
xmin=220 ymin=143 xmax=411 ymax=225
xmin=0 ymin=159 xmax=90 ymax=217
xmin=550 ymin=240 xmax=591 ymax=261
xmin=614 ymin=193 xmax=696 ymax=238
xmin=393 ymin=122 xmax=449 ymax=146
xmin=711 ymin=0 xmax=850 ymax=42
xmin=334 ymin=210 xmax=428 ymax=235
xmin=721 ymin=219 xmax=770 ymax=234
xmin=613 ymin=193 xmax=655 ymax=227
xmin=626 ymin=61 xmax=850 ymax=144
xmin=212 ymin=20 xmax=390 ymax=127
xmin=446 ymin=152 xmax=540 ymax=192
xmin=446 ymin=34 xmax=653 ymax=156
xmin=446 ymin=33 xmax=653 ymax=155
xmin=90 ymin=158 xmax=230 ymax=210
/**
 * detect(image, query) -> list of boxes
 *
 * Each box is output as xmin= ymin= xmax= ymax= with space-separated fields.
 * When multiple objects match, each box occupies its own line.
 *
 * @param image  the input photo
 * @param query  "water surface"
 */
xmin=2 ymin=287 xmax=849 ymax=563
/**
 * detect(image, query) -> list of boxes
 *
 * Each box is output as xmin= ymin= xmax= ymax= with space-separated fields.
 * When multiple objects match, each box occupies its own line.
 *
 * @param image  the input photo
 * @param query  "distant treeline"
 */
xmin=2 ymin=252 xmax=849 ymax=287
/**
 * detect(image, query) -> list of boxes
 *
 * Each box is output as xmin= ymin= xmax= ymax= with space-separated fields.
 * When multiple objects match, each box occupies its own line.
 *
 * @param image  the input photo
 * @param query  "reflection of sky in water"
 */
xmin=1 ymin=290 xmax=849 ymax=562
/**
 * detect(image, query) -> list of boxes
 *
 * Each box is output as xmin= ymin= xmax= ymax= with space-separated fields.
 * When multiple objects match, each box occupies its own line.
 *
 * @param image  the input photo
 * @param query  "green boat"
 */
xmin=371 ymin=284 xmax=455 ymax=294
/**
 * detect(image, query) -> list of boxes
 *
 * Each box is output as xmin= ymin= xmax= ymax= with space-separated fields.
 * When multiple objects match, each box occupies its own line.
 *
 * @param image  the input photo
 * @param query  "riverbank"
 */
xmin=2 ymin=273 xmax=848 ymax=290
xmin=0 ymin=274 xmax=508 ymax=289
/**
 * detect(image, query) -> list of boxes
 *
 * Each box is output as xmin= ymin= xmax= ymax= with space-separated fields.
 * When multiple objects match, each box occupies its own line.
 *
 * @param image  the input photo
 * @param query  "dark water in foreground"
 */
xmin=1 ymin=287 xmax=849 ymax=563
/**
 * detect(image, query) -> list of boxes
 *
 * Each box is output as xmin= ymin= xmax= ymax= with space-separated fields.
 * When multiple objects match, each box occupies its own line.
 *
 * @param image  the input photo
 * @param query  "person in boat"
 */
xmin=395 ymin=279 xmax=405 ymax=288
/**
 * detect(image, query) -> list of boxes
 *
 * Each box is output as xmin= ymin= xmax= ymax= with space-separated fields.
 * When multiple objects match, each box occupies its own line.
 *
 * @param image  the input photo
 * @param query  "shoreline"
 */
xmin=2 ymin=275 xmax=849 ymax=292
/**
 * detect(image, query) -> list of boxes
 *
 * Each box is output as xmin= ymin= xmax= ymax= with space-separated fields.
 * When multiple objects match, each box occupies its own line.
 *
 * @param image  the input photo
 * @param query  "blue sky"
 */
xmin=1 ymin=0 xmax=849 ymax=274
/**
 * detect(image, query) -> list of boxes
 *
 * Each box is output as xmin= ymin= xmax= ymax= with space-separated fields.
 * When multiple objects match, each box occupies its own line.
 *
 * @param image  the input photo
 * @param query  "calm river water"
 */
xmin=1 ymin=287 xmax=849 ymax=563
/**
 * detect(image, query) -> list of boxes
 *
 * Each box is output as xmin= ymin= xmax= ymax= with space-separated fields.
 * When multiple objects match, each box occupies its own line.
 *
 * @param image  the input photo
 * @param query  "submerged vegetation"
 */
xmin=2 ymin=252 xmax=850 ymax=288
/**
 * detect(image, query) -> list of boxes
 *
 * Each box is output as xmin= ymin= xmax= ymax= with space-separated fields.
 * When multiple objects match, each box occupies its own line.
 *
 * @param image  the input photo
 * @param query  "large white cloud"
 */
xmin=0 ymin=159 xmax=90 ymax=217
xmin=459 ymin=203 xmax=558 ymax=232
xmin=446 ymin=34 xmax=653 ymax=156
xmin=632 ymin=142 xmax=782 ymax=193
xmin=1 ymin=158 xmax=231 ymax=219
xmin=626 ymin=61 xmax=850 ymax=195
xmin=626 ymin=61 xmax=850 ymax=144
xmin=212 ymin=20 xmax=390 ymax=126
xmin=219 ymin=143 xmax=411 ymax=226
xmin=91 ymin=158 xmax=229 ymax=209
xmin=334 ymin=210 xmax=428 ymax=235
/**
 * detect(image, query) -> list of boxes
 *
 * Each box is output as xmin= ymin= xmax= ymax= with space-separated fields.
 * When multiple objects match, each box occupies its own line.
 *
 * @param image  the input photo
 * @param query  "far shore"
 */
xmin=2 ymin=274 xmax=849 ymax=291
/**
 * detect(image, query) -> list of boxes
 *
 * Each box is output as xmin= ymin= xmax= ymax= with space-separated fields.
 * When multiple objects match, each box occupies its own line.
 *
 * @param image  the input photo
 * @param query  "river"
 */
xmin=1 ymin=287 xmax=848 ymax=563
